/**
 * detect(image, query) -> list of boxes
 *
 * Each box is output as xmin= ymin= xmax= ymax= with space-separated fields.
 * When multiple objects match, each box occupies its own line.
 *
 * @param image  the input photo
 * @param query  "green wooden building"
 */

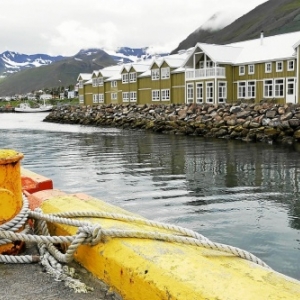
xmin=78 ymin=31 xmax=300 ymax=106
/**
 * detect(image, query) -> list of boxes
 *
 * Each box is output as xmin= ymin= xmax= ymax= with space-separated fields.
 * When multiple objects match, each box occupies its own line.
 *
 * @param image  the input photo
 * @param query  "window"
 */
xmin=79 ymin=80 xmax=83 ymax=88
xmin=92 ymin=78 xmax=98 ymax=87
xmin=151 ymin=69 xmax=160 ymax=80
xmin=276 ymin=61 xmax=283 ymax=72
xmin=274 ymin=79 xmax=284 ymax=97
xmin=161 ymin=89 xmax=170 ymax=101
xmin=79 ymin=95 xmax=84 ymax=103
xmin=265 ymin=62 xmax=272 ymax=73
xmin=152 ymin=90 xmax=160 ymax=101
xmin=199 ymin=61 xmax=204 ymax=69
xmin=129 ymin=72 xmax=136 ymax=82
xmin=248 ymin=65 xmax=255 ymax=75
xmin=238 ymin=82 xmax=246 ymax=98
xmin=98 ymin=77 xmax=103 ymax=86
xmin=161 ymin=67 xmax=170 ymax=79
xmin=130 ymin=92 xmax=137 ymax=102
xmin=264 ymin=79 xmax=273 ymax=97
xmin=239 ymin=66 xmax=245 ymax=75
xmin=111 ymin=81 xmax=117 ymax=87
xmin=288 ymin=60 xmax=295 ymax=71
xmin=186 ymin=83 xmax=194 ymax=103
xmin=218 ymin=82 xmax=227 ymax=103
xmin=206 ymin=82 xmax=214 ymax=103
xmin=93 ymin=94 xmax=99 ymax=103
xmin=196 ymin=83 xmax=203 ymax=103
xmin=122 ymin=74 xmax=128 ymax=84
xmin=247 ymin=81 xmax=256 ymax=98
xmin=206 ymin=61 xmax=214 ymax=68
xmin=99 ymin=93 xmax=104 ymax=103
xmin=111 ymin=93 xmax=117 ymax=100
xmin=122 ymin=92 xmax=129 ymax=102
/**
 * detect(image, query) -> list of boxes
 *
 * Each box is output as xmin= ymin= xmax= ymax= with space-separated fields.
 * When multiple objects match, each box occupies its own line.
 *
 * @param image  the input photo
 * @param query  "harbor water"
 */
xmin=1 ymin=112 xmax=300 ymax=280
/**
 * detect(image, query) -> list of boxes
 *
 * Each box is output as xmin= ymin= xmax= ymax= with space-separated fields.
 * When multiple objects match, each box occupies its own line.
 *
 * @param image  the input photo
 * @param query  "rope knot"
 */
xmin=78 ymin=226 xmax=103 ymax=246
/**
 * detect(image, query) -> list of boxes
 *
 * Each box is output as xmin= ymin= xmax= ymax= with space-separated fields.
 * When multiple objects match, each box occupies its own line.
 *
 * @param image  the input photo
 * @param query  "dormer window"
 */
xmin=92 ymin=78 xmax=98 ymax=87
xmin=129 ymin=72 xmax=137 ymax=82
xmin=122 ymin=73 xmax=128 ymax=83
xmin=151 ymin=69 xmax=160 ymax=80
xmin=161 ymin=67 xmax=170 ymax=79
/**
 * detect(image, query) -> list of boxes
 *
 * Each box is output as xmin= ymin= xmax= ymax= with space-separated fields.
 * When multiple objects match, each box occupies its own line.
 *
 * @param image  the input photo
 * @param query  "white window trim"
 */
xmin=130 ymin=91 xmax=137 ymax=102
xmin=129 ymin=72 xmax=136 ymax=83
xmin=111 ymin=81 xmax=117 ymax=87
xmin=206 ymin=81 xmax=214 ymax=103
xmin=265 ymin=62 xmax=272 ymax=73
xmin=79 ymin=95 xmax=84 ymax=103
xmin=151 ymin=69 xmax=160 ymax=80
xmin=239 ymin=66 xmax=245 ymax=76
xmin=218 ymin=81 xmax=227 ymax=103
xmin=161 ymin=67 xmax=170 ymax=79
xmin=122 ymin=92 xmax=129 ymax=102
xmin=264 ymin=79 xmax=273 ymax=98
xmin=79 ymin=80 xmax=83 ymax=89
xmin=152 ymin=90 xmax=160 ymax=101
xmin=247 ymin=81 xmax=256 ymax=98
xmin=237 ymin=81 xmax=246 ymax=99
xmin=248 ymin=65 xmax=255 ymax=75
xmin=122 ymin=74 xmax=128 ymax=84
xmin=92 ymin=78 xmax=98 ymax=87
xmin=98 ymin=77 xmax=103 ymax=86
xmin=186 ymin=83 xmax=194 ymax=103
xmin=99 ymin=93 xmax=104 ymax=103
xmin=276 ymin=61 xmax=283 ymax=72
xmin=274 ymin=78 xmax=285 ymax=98
xmin=161 ymin=89 xmax=170 ymax=101
xmin=288 ymin=60 xmax=295 ymax=71
xmin=196 ymin=82 xmax=203 ymax=104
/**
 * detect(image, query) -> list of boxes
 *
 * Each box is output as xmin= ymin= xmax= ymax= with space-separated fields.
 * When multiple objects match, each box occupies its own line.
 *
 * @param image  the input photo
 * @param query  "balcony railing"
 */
xmin=185 ymin=67 xmax=226 ymax=80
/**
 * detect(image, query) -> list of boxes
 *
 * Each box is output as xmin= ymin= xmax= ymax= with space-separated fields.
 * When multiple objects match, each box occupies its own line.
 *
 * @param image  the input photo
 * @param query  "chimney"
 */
xmin=260 ymin=31 xmax=264 ymax=46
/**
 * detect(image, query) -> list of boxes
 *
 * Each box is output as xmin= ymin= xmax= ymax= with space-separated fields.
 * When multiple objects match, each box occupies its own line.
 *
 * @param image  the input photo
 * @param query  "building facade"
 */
xmin=78 ymin=31 xmax=300 ymax=106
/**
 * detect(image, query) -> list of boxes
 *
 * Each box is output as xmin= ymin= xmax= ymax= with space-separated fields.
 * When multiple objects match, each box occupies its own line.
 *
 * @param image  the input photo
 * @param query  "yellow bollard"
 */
xmin=0 ymin=149 xmax=24 ymax=253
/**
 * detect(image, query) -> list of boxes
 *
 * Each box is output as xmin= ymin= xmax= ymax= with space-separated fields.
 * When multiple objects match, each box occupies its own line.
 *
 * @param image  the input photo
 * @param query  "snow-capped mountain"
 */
xmin=0 ymin=47 xmax=169 ymax=78
xmin=0 ymin=51 xmax=65 ymax=77
xmin=103 ymin=47 xmax=169 ymax=63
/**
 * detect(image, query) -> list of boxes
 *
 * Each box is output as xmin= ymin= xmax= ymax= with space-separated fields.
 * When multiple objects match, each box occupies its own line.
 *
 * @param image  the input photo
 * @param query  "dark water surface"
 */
xmin=1 ymin=113 xmax=300 ymax=280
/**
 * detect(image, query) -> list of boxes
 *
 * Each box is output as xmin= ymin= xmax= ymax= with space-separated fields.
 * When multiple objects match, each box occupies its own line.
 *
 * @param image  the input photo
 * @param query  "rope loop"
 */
xmin=0 ymin=192 xmax=273 ymax=293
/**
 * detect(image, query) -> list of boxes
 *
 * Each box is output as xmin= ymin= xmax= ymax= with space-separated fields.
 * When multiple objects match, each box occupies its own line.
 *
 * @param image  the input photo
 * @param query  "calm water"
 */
xmin=1 ymin=112 xmax=300 ymax=280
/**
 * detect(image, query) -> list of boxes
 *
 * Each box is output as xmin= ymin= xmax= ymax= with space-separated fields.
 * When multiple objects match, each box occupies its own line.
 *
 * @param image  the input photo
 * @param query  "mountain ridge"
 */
xmin=1 ymin=0 xmax=300 ymax=96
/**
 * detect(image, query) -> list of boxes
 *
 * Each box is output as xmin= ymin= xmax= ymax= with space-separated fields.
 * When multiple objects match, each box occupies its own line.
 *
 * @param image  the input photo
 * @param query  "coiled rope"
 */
xmin=0 ymin=194 xmax=271 ymax=292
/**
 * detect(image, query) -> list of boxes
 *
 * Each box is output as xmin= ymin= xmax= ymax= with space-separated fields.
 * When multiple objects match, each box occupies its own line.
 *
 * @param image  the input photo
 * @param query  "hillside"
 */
xmin=172 ymin=0 xmax=300 ymax=53
xmin=0 ymin=49 xmax=116 ymax=95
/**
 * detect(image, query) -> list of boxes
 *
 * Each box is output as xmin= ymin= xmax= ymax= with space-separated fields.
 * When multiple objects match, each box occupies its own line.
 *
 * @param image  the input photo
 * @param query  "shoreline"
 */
xmin=44 ymin=103 xmax=300 ymax=145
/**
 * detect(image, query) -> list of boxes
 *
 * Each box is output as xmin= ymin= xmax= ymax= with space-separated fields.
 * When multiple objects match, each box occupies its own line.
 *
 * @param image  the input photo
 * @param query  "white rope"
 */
xmin=0 ymin=193 xmax=272 ymax=292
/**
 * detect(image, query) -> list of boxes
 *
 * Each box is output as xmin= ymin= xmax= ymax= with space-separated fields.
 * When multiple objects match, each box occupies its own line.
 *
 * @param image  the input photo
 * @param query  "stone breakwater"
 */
xmin=44 ymin=103 xmax=300 ymax=144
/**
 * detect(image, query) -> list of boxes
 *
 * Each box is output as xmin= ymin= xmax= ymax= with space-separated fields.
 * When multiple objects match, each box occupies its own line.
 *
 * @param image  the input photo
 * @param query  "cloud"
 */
xmin=0 ymin=0 xmax=268 ymax=55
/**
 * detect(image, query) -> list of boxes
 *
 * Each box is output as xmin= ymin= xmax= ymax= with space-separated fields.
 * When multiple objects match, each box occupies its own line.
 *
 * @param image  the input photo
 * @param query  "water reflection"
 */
xmin=0 ymin=113 xmax=300 ymax=279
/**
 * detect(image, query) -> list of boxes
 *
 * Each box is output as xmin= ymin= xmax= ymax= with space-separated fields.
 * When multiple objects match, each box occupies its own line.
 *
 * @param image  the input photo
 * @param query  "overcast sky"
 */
xmin=1 ymin=0 xmax=267 ymax=56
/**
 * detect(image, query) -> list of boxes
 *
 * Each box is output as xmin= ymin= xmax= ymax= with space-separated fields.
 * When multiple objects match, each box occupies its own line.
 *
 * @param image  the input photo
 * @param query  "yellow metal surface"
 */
xmin=39 ymin=193 xmax=300 ymax=300
xmin=0 ymin=149 xmax=24 ymax=225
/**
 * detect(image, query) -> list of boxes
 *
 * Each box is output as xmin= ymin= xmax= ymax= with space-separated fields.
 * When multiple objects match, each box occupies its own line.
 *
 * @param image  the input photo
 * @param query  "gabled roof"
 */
xmin=77 ymin=73 xmax=92 ymax=81
xmin=229 ymin=31 xmax=300 ymax=64
xmin=98 ymin=65 xmax=123 ymax=78
xmin=183 ymin=31 xmax=300 ymax=66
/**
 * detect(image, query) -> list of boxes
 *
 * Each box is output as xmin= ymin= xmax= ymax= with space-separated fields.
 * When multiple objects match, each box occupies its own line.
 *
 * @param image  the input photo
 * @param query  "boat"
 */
xmin=15 ymin=100 xmax=53 ymax=113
